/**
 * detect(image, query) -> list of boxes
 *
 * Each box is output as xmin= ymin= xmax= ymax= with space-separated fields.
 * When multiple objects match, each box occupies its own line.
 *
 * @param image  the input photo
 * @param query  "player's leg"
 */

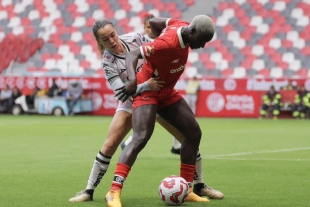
xmin=273 ymin=104 xmax=280 ymax=119
xmin=193 ymin=151 xmax=224 ymax=199
xmin=156 ymin=116 xmax=181 ymax=154
xmin=300 ymin=104 xmax=307 ymax=119
xmin=291 ymin=104 xmax=300 ymax=118
xmin=157 ymin=98 xmax=209 ymax=202
xmin=260 ymin=104 xmax=269 ymax=118
xmin=106 ymin=104 xmax=157 ymax=207
xmin=121 ymin=115 xmax=182 ymax=154
xmin=120 ymin=134 xmax=133 ymax=150
xmin=187 ymin=94 xmax=195 ymax=114
xmin=157 ymin=115 xmax=223 ymax=199
xmin=191 ymin=94 xmax=198 ymax=115
xmin=69 ymin=110 xmax=132 ymax=202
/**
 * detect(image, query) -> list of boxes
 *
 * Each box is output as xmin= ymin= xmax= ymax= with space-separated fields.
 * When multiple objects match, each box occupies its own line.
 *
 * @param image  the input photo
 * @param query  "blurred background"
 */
xmin=0 ymin=0 xmax=310 ymax=118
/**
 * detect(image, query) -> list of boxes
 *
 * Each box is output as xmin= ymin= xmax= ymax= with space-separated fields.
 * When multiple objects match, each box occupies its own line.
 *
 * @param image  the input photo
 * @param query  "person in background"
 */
xmin=300 ymin=89 xmax=310 ymax=119
xmin=47 ymin=79 xmax=62 ymax=98
xmin=120 ymin=13 xmax=183 ymax=155
xmin=185 ymin=75 xmax=201 ymax=115
xmin=9 ymin=87 xmax=22 ymax=113
xmin=0 ymin=84 xmax=12 ymax=113
xmin=280 ymin=81 xmax=296 ymax=90
xmin=25 ymin=86 xmax=46 ymax=108
xmin=66 ymin=81 xmax=83 ymax=115
xmin=260 ymin=85 xmax=282 ymax=119
xmin=143 ymin=13 xmax=156 ymax=41
xmin=292 ymin=86 xmax=307 ymax=119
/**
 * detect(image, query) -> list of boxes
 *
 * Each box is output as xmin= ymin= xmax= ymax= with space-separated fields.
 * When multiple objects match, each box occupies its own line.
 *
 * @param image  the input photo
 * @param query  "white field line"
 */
xmin=206 ymin=158 xmax=310 ymax=161
xmin=206 ymin=147 xmax=310 ymax=159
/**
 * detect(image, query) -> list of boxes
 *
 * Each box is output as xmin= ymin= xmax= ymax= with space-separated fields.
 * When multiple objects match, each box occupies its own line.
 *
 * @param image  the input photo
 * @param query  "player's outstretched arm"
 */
xmin=115 ymin=49 xmax=142 ymax=102
xmin=135 ymin=77 xmax=165 ymax=95
xmin=149 ymin=17 xmax=169 ymax=38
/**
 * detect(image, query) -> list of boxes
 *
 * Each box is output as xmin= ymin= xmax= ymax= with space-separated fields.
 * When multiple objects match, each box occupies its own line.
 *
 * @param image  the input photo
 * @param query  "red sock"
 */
xmin=111 ymin=163 xmax=131 ymax=191
xmin=180 ymin=163 xmax=195 ymax=186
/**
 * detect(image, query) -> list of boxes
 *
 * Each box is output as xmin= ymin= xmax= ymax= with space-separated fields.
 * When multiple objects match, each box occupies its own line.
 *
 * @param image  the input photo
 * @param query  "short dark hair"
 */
xmin=144 ymin=13 xmax=154 ymax=25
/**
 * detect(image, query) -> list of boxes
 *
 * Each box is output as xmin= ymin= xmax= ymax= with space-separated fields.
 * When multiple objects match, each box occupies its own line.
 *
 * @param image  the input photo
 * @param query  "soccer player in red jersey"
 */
xmin=105 ymin=15 xmax=216 ymax=207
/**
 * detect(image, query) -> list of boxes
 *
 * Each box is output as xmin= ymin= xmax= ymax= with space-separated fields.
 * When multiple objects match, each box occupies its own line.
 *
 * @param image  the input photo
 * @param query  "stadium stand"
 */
xmin=0 ymin=0 xmax=194 ymax=77
xmin=201 ymin=0 xmax=310 ymax=79
xmin=0 ymin=0 xmax=310 ymax=79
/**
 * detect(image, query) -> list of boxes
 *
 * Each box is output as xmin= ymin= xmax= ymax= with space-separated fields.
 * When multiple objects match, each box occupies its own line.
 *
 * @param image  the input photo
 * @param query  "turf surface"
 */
xmin=0 ymin=115 xmax=309 ymax=207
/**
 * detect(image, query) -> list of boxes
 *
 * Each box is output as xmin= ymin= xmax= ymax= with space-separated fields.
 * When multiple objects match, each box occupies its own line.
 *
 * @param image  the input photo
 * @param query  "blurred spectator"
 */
xmin=25 ymin=87 xmax=46 ymax=109
xmin=143 ymin=13 xmax=155 ymax=41
xmin=292 ymin=86 xmax=307 ymax=119
xmin=9 ymin=87 xmax=22 ymax=113
xmin=260 ymin=85 xmax=282 ymax=119
xmin=0 ymin=84 xmax=12 ymax=113
xmin=47 ymin=79 xmax=62 ymax=98
xmin=300 ymin=90 xmax=310 ymax=119
xmin=185 ymin=75 xmax=201 ymax=115
xmin=66 ymin=81 xmax=83 ymax=115
xmin=280 ymin=81 xmax=296 ymax=90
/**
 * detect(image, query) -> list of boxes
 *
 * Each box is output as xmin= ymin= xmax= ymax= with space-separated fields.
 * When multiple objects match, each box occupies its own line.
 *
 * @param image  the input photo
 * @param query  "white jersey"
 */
xmin=144 ymin=34 xmax=155 ymax=42
xmin=102 ymin=32 xmax=150 ymax=99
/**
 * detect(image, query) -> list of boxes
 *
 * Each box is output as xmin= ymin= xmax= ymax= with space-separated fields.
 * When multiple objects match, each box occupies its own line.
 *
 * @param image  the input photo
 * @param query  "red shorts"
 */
xmin=133 ymin=90 xmax=183 ymax=110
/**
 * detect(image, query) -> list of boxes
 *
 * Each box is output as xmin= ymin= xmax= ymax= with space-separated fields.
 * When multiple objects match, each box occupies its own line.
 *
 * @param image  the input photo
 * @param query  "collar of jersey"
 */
xmin=177 ymin=27 xmax=186 ymax=48
xmin=107 ymin=39 xmax=130 ymax=59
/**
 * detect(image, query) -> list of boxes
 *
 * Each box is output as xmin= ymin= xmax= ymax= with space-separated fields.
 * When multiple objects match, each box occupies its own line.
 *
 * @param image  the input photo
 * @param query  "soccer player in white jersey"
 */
xmin=120 ymin=13 xmax=183 ymax=155
xmin=69 ymin=18 xmax=223 ymax=203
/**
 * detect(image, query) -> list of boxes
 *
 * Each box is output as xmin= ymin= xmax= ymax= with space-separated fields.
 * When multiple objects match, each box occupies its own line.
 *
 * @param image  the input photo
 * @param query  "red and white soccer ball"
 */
xmin=158 ymin=176 xmax=189 ymax=206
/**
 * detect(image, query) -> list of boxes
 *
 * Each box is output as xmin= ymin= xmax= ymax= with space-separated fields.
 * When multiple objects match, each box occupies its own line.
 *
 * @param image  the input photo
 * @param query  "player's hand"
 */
xmin=115 ymin=79 xmax=137 ymax=102
xmin=147 ymin=77 xmax=165 ymax=91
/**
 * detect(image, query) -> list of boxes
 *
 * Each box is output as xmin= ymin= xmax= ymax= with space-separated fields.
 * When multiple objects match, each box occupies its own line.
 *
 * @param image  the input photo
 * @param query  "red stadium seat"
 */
xmin=221 ymin=68 xmax=233 ymax=77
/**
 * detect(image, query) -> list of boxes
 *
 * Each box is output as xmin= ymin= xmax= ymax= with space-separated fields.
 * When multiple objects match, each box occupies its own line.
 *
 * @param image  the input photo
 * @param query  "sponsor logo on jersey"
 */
xmin=172 ymin=59 xmax=179 ymax=63
xmin=113 ymin=175 xmax=125 ymax=184
xmin=145 ymin=45 xmax=154 ymax=56
xmin=170 ymin=65 xmax=185 ymax=73
xmin=105 ymin=55 xmax=111 ymax=60
xmin=104 ymin=68 xmax=110 ymax=76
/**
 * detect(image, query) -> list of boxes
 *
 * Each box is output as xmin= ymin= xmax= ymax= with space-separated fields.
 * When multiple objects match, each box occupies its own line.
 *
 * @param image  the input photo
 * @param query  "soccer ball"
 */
xmin=158 ymin=176 xmax=189 ymax=206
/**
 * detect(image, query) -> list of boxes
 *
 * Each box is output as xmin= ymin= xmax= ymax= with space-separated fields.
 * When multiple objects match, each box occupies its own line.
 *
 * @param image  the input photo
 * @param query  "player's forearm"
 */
xmin=135 ymin=81 xmax=150 ymax=95
xmin=125 ymin=49 xmax=141 ymax=82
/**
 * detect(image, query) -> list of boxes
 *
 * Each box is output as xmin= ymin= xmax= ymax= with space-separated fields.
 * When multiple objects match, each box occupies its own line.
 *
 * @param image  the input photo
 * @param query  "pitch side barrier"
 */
xmin=1 ymin=76 xmax=309 ymax=117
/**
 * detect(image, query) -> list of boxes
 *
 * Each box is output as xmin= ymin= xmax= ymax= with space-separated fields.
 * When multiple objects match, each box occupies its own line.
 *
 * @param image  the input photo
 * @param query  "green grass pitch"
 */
xmin=0 ymin=115 xmax=309 ymax=207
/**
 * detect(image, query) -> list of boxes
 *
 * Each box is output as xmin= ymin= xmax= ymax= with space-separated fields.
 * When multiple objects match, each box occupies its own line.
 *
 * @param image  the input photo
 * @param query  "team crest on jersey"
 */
xmin=145 ymin=45 xmax=154 ymax=56
xmin=105 ymin=55 xmax=112 ymax=60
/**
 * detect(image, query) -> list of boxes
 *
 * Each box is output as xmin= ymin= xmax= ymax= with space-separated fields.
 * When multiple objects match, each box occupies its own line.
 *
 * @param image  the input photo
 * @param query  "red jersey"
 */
xmin=138 ymin=19 xmax=190 ymax=95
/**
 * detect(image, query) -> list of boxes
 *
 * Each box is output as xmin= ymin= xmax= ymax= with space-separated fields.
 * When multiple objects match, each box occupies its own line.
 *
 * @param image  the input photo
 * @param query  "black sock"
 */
xmin=85 ymin=189 xmax=94 ymax=196
xmin=194 ymin=183 xmax=205 ymax=190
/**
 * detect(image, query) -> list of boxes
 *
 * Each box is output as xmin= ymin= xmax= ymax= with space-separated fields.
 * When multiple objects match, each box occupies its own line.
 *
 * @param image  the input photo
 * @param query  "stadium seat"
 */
xmin=1 ymin=0 xmax=310 ymax=79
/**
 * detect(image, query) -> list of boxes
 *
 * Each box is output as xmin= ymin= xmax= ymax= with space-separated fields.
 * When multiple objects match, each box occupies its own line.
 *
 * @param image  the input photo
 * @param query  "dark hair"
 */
xmin=92 ymin=18 xmax=114 ymax=57
xmin=143 ymin=13 xmax=154 ymax=25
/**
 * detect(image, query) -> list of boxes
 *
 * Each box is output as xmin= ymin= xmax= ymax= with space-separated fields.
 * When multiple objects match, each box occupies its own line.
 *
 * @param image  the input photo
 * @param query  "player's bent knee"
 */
xmin=131 ymin=136 xmax=149 ymax=152
xmin=102 ymin=140 xmax=118 ymax=151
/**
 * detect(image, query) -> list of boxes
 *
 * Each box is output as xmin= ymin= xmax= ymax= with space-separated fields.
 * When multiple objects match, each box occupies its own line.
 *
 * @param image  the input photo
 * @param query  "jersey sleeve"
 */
xmin=135 ymin=81 xmax=150 ymax=95
xmin=102 ymin=61 xmax=124 ymax=95
xmin=139 ymin=38 xmax=170 ymax=63
xmin=135 ymin=33 xmax=150 ymax=47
